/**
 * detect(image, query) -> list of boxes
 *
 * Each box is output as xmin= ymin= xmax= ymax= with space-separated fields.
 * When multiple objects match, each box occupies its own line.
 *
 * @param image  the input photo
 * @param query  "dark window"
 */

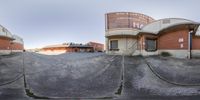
xmin=110 ymin=40 xmax=118 ymax=51
xmin=145 ymin=39 xmax=157 ymax=51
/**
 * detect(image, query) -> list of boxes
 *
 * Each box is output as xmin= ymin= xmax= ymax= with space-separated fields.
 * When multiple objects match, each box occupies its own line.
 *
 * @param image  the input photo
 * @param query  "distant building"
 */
xmin=41 ymin=43 xmax=94 ymax=53
xmin=87 ymin=42 xmax=104 ymax=52
xmin=105 ymin=12 xmax=200 ymax=58
xmin=0 ymin=25 xmax=24 ymax=55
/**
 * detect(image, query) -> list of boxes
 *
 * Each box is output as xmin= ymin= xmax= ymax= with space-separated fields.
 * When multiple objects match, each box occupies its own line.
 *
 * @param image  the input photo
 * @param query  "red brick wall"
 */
xmin=0 ymin=38 xmax=11 ymax=50
xmin=106 ymin=12 xmax=154 ymax=30
xmin=11 ymin=42 xmax=24 ymax=50
xmin=192 ymin=35 xmax=200 ymax=50
xmin=158 ymin=29 xmax=189 ymax=50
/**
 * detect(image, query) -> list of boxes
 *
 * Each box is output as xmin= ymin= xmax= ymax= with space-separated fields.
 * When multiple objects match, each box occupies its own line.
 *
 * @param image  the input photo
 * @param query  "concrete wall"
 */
xmin=106 ymin=37 xmax=138 ymax=55
xmin=0 ymin=50 xmax=11 ymax=55
xmin=191 ymin=50 xmax=200 ymax=57
xmin=158 ymin=50 xmax=188 ymax=58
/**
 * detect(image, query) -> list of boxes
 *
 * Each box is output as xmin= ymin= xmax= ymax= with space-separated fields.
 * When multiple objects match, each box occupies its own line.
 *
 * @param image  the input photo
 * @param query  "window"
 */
xmin=110 ymin=40 xmax=118 ymax=51
xmin=145 ymin=39 xmax=157 ymax=51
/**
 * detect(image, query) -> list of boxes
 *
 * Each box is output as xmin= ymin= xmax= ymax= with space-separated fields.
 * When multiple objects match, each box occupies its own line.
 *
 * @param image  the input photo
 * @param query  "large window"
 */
xmin=145 ymin=39 xmax=157 ymax=51
xmin=110 ymin=40 xmax=119 ymax=51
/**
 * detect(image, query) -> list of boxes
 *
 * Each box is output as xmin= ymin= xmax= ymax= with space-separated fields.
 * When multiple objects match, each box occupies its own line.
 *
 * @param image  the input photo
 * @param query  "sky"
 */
xmin=0 ymin=0 xmax=200 ymax=49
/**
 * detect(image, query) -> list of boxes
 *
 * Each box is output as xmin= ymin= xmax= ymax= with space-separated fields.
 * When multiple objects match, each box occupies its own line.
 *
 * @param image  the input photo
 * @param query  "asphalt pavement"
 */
xmin=1 ymin=52 xmax=200 ymax=100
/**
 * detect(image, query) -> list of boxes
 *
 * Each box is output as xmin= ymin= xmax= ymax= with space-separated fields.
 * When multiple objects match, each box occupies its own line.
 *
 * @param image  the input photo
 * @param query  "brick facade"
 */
xmin=158 ymin=29 xmax=189 ymax=50
xmin=192 ymin=35 xmax=200 ymax=50
xmin=0 ymin=37 xmax=11 ymax=50
xmin=11 ymin=42 xmax=24 ymax=50
xmin=87 ymin=42 xmax=104 ymax=52
xmin=106 ymin=12 xmax=154 ymax=30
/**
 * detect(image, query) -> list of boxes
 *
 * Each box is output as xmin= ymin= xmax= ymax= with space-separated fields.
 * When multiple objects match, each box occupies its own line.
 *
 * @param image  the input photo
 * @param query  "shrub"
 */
xmin=160 ymin=52 xmax=171 ymax=57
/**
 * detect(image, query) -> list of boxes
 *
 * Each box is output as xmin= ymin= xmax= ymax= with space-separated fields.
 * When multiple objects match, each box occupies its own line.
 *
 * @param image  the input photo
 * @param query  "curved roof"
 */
xmin=12 ymin=35 xmax=24 ymax=44
xmin=141 ymin=18 xmax=199 ymax=34
xmin=0 ymin=25 xmax=13 ymax=38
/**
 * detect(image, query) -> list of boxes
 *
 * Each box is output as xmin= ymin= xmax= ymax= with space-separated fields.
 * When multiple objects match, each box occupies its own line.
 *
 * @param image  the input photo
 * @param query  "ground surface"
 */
xmin=0 ymin=52 xmax=200 ymax=100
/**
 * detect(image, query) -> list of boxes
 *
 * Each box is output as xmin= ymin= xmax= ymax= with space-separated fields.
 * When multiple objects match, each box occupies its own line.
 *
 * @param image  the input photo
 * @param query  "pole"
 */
xmin=188 ymin=30 xmax=193 ymax=59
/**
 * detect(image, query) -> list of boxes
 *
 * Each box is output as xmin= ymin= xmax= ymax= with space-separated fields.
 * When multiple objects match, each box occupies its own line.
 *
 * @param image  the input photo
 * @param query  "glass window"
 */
xmin=145 ymin=39 xmax=157 ymax=51
xmin=110 ymin=40 xmax=118 ymax=51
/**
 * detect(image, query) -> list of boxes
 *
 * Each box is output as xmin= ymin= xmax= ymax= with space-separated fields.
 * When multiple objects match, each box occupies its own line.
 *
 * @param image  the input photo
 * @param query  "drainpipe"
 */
xmin=188 ymin=30 xmax=193 ymax=59
xmin=10 ymin=41 xmax=13 ymax=54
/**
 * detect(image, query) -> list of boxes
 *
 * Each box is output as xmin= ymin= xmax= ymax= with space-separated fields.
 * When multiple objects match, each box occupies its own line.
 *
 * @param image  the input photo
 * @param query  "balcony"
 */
xmin=105 ymin=28 xmax=140 ymax=37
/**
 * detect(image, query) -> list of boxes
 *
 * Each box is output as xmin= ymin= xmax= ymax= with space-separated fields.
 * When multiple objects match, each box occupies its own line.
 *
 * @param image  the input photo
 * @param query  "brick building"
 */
xmin=87 ymin=42 xmax=104 ymax=52
xmin=41 ymin=43 xmax=94 ymax=54
xmin=0 ymin=25 xmax=24 ymax=55
xmin=105 ymin=12 xmax=200 ymax=58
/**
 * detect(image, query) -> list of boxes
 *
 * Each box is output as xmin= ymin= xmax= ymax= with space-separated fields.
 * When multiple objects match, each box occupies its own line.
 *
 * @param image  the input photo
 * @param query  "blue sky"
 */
xmin=0 ymin=0 xmax=200 ymax=49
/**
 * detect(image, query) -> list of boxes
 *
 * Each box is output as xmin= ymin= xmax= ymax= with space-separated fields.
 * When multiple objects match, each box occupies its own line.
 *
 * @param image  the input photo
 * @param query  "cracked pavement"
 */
xmin=1 ymin=52 xmax=200 ymax=100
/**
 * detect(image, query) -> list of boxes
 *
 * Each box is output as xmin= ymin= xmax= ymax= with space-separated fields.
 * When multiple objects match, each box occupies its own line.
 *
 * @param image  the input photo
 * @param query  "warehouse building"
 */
xmin=0 ymin=25 xmax=24 ymax=55
xmin=105 ymin=12 xmax=200 ymax=58
xmin=87 ymin=42 xmax=104 ymax=52
xmin=41 ymin=42 xmax=95 ymax=54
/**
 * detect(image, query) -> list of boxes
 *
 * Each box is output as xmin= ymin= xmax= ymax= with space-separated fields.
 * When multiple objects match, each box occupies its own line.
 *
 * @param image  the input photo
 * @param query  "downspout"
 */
xmin=188 ymin=30 xmax=193 ymax=59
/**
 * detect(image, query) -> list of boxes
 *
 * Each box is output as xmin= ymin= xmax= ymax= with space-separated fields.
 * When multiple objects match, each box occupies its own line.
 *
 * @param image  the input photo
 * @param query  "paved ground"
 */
xmin=1 ymin=52 xmax=200 ymax=100
xmin=146 ymin=56 xmax=200 ymax=85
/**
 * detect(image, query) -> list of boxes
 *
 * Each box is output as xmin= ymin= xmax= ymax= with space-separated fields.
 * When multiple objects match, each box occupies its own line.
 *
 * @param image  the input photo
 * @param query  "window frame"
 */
xmin=145 ymin=38 xmax=157 ymax=52
xmin=109 ymin=40 xmax=119 ymax=51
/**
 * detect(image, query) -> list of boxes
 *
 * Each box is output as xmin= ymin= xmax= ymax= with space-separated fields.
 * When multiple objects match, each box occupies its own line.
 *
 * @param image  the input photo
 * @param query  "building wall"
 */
xmin=107 ymin=37 xmax=138 ymax=55
xmin=41 ymin=47 xmax=93 ymax=54
xmin=156 ymin=29 xmax=190 ymax=58
xmin=0 ymin=37 xmax=12 ymax=50
xmin=138 ymin=34 xmax=158 ymax=56
xmin=191 ymin=50 xmax=200 ymax=57
xmin=88 ymin=42 xmax=104 ymax=52
xmin=192 ymin=35 xmax=200 ymax=50
xmin=0 ymin=37 xmax=11 ymax=55
xmin=137 ymin=29 xmax=190 ymax=58
xmin=158 ymin=29 xmax=189 ymax=50
xmin=11 ymin=42 xmax=24 ymax=50
xmin=158 ymin=50 xmax=188 ymax=58
xmin=106 ymin=12 xmax=154 ymax=30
